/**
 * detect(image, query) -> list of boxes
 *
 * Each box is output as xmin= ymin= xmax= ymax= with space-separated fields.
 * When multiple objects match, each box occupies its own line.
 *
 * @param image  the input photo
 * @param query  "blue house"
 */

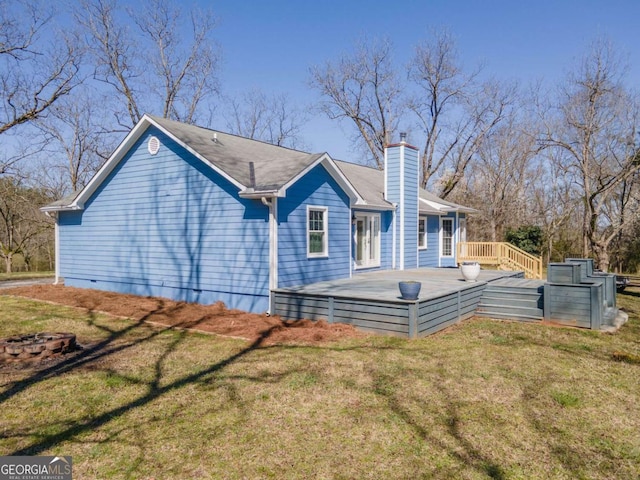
xmin=43 ymin=115 xmax=474 ymax=313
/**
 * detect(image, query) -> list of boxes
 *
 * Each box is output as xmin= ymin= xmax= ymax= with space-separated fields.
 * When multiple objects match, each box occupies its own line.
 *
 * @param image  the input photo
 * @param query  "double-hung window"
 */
xmin=440 ymin=217 xmax=454 ymax=257
xmin=418 ymin=217 xmax=427 ymax=249
xmin=307 ymin=206 xmax=328 ymax=257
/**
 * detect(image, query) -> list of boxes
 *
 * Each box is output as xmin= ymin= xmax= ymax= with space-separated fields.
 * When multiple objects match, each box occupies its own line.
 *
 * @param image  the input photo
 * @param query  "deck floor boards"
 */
xmin=274 ymin=268 xmax=522 ymax=303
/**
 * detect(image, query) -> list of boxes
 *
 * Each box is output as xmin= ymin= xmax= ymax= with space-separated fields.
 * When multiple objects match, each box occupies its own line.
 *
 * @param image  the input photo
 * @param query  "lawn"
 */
xmin=1 ymin=290 xmax=639 ymax=479
xmin=0 ymin=271 xmax=54 ymax=281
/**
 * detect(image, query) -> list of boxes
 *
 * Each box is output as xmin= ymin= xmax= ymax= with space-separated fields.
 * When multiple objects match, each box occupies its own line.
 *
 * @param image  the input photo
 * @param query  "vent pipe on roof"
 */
xmin=249 ymin=161 xmax=256 ymax=188
xmin=400 ymin=132 xmax=407 ymax=144
xmin=213 ymin=132 xmax=218 ymax=143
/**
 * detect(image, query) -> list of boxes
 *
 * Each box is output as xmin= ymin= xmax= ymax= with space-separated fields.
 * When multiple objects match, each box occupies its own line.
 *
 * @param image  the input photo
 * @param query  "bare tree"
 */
xmin=0 ymin=0 xmax=82 ymax=173
xmin=0 ymin=177 xmax=53 ymax=273
xmin=224 ymin=90 xmax=308 ymax=149
xmin=409 ymin=30 xmax=515 ymax=197
xmin=531 ymin=149 xmax=580 ymax=263
xmin=131 ymin=0 xmax=219 ymax=124
xmin=309 ymin=38 xmax=401 ymax=168
xmin=36 ymin=89 xmax=116 ymax=194
xmin=540 ymin=39 xmax=640 ymax=270
xmin=78 ymin=0 xmax=220 ymax=128
xmin=459 ymin=112 xmax=539 ymax=241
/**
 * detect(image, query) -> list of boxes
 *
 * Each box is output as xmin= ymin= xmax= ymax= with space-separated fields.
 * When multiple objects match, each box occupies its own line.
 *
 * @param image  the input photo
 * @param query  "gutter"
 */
xmin=239 ymin=189 xmax=281 ymax=199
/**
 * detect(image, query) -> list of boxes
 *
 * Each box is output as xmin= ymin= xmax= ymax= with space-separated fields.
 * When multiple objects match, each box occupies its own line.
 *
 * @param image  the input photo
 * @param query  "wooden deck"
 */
xmin=272 ymin=268 xmax=524 ymax=338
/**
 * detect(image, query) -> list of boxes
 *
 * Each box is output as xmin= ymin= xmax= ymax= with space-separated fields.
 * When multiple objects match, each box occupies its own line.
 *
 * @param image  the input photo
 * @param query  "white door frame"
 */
xmin=354 ymin=212 xmax=381 ymax=269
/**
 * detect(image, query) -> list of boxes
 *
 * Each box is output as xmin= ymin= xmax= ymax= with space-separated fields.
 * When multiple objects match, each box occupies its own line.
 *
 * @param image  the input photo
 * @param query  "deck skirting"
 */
xmin=273 ymin=263 xmax=626 ymax=337
xmin=273 ymin=282 xmax=487 ymax=338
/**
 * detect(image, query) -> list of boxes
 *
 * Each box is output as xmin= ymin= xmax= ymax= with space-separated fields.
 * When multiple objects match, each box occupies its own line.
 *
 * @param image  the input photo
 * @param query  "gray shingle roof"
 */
xmin=44 ymin=191 xmax=81 ymax=209
xmin=149 ymin=115 xmax=323 ymax=191
xmin=334 ymin=160 xmax=392 ymax=209
xmin=334 ymin=160 xmax=472 ymax=214
xmin=43 ymin=115 xmax=474 ymax=214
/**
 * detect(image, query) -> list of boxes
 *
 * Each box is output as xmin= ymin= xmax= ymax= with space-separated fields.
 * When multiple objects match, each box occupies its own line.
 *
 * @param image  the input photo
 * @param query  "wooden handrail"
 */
xmin=457 ymin=242 xmax=543 ymax=279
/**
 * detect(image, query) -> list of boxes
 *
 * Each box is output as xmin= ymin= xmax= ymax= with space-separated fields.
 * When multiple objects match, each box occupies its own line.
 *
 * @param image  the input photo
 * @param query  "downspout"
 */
xmin=44 ymin=211 xmax=60 ymax=285
xmin=399 ymin=144 xmax=405 ymax=270
xmin=455 ymin=211 xmax=459 ymax=265
xmin=391 ymin=203 xmax=398 ymax=270
xmin=261 ymin=197 xmax=277 ymax=314
xmin=438 ymin=216 xmax=442 ymax=268
xmin=349 ymin=209 xmax=353 ymax=278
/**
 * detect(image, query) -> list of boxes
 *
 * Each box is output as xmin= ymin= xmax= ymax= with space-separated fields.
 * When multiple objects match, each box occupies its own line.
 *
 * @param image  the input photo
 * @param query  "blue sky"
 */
xmin=211 ymin=1 xmax=638 ymax=159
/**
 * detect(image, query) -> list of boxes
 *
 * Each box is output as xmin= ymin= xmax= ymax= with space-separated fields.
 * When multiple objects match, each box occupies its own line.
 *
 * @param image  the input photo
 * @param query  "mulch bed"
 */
xmin=3 ymin=285 xmax=365 ymax=346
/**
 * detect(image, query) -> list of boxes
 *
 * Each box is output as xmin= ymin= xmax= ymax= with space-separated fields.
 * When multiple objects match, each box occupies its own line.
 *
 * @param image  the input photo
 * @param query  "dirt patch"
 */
xmin=3 ymin=285 xmax=365 ymax=346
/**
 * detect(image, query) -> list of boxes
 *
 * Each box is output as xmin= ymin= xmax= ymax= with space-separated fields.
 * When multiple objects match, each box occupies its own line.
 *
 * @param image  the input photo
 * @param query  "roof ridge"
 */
xmin=146 ymin=114 xmax=316 ymax=156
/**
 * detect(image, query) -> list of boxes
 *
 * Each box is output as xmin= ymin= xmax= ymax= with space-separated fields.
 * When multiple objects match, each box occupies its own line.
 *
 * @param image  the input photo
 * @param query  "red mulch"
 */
xmin=3 ymin=285 xmax=365 ymax=345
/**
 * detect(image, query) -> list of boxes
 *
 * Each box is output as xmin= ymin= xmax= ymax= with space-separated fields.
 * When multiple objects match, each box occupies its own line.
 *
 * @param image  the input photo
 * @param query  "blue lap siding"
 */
xmin=58 ymin=126 xmax=271 ymax=312
xmin=277 ymin=164 xmax=351 ymax=287
xmin=418 ymin=215 xmax=440 ymax=267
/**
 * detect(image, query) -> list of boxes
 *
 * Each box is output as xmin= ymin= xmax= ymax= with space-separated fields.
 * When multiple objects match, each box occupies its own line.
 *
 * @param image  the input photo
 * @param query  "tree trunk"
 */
xmin=4 ymin=254 xmax=12 ymax=274
xmin=593 ymin=244 xmax=610 ymax=272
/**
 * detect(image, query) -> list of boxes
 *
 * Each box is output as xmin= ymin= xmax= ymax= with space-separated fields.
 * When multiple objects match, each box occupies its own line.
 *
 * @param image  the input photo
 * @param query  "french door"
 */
xmin=355 ymin=213 xmax=380 ymax=268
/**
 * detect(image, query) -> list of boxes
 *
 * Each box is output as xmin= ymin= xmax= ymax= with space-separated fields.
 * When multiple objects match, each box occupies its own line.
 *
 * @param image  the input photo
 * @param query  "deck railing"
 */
xmin=457 ymin=242 xmax=543 ymax=279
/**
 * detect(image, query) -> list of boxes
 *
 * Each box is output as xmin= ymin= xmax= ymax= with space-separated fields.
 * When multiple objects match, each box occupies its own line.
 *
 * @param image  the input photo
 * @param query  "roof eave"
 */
xmin=40 ymin=205 xmax=83 ymax=213
xmin=352 ymin=203 xmax=396 ymax=211
xmin=239 ymin=189 xmax=281 ymax=199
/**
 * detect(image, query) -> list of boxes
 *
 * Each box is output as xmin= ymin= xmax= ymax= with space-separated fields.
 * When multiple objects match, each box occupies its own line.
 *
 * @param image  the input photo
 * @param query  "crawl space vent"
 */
xmin=148 ymin=136 xmax=160 ymax=155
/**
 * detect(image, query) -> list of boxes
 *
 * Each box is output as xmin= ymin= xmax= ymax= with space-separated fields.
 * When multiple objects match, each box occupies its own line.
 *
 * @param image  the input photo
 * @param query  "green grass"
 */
xmin=0 ymin=271 xmax=54 ymax=281
xmin=1 ymin=291 xmax=639 ymax=479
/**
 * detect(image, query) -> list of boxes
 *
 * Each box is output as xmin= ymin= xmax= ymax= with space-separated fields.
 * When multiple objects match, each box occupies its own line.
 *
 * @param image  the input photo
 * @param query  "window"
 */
xmin=441 ymin=218 xmax=454 ymax=257
xmin=418 ymin=217 xmax=427 ymax=249
xmin=355 ymin=213 xmax=381 ymax=268
xmin=307 ymin=206 xmax=328 ymax=257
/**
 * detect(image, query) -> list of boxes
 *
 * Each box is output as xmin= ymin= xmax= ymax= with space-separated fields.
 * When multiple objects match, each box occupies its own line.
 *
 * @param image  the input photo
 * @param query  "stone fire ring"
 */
xmin=0 ymin=333 xmax=77 ymax=363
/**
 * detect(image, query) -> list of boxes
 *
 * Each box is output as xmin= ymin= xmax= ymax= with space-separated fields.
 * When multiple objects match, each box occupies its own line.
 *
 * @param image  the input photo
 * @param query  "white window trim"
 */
xmin=307 ymin=206 xmax=328 ymax=258
xmin=440 ymin=217 xmax=454 ymax=258
xmin=418 ymin=216 xmax=428 ymax=250
xmin=354 ymin=212 xmax=381 ymax=269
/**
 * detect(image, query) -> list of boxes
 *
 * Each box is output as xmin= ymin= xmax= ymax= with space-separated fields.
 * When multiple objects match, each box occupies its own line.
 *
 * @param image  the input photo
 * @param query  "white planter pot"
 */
xmin=460 ymin=262 xmax=481 ymax=282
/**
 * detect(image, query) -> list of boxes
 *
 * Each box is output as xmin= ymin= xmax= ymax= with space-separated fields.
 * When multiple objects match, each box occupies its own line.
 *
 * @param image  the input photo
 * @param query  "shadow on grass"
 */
xmin=6 ymin=309 xmax=278 ymax=457
xmin=619 ymin=289 xmax=640 ymax=298
xmin=0 ymin=299 xmax=188 ymax=406
xmin=2 ymin=297 xmax=637 ymax=477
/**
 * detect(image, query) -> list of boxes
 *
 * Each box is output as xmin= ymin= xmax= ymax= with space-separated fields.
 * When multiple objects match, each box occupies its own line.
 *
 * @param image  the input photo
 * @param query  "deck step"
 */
xmin=483 ymin=285 xmax=544 ymax=295
xmin=480 ymin=296 xmax=542 ymax=309
xmin=475 ymin=310 xmax=543 ymax=322
xmin=477 ymin=281 xmax=545 ymax=321
xmin=477 ymin=304 xmax=543 ymax=320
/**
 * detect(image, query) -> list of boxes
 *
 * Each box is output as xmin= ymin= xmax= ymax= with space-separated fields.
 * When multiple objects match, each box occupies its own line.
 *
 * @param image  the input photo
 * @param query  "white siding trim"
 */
xmin=399 ymin=145 xmax=405 ymax=270
xmin=54 ymin=218 xmax=60 ymax=284
xmin=273 ymin=198 xmax=278 ymax=290
xmin=455 ymin=211 xmax=459 ymax=262
xmin=262 ymin=196 xmax=278 ymax=298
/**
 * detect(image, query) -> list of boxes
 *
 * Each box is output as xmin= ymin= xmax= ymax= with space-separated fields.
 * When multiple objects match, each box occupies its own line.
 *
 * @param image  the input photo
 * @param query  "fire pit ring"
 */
xmin=0 ymin=333 xmax=77 ymax=363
